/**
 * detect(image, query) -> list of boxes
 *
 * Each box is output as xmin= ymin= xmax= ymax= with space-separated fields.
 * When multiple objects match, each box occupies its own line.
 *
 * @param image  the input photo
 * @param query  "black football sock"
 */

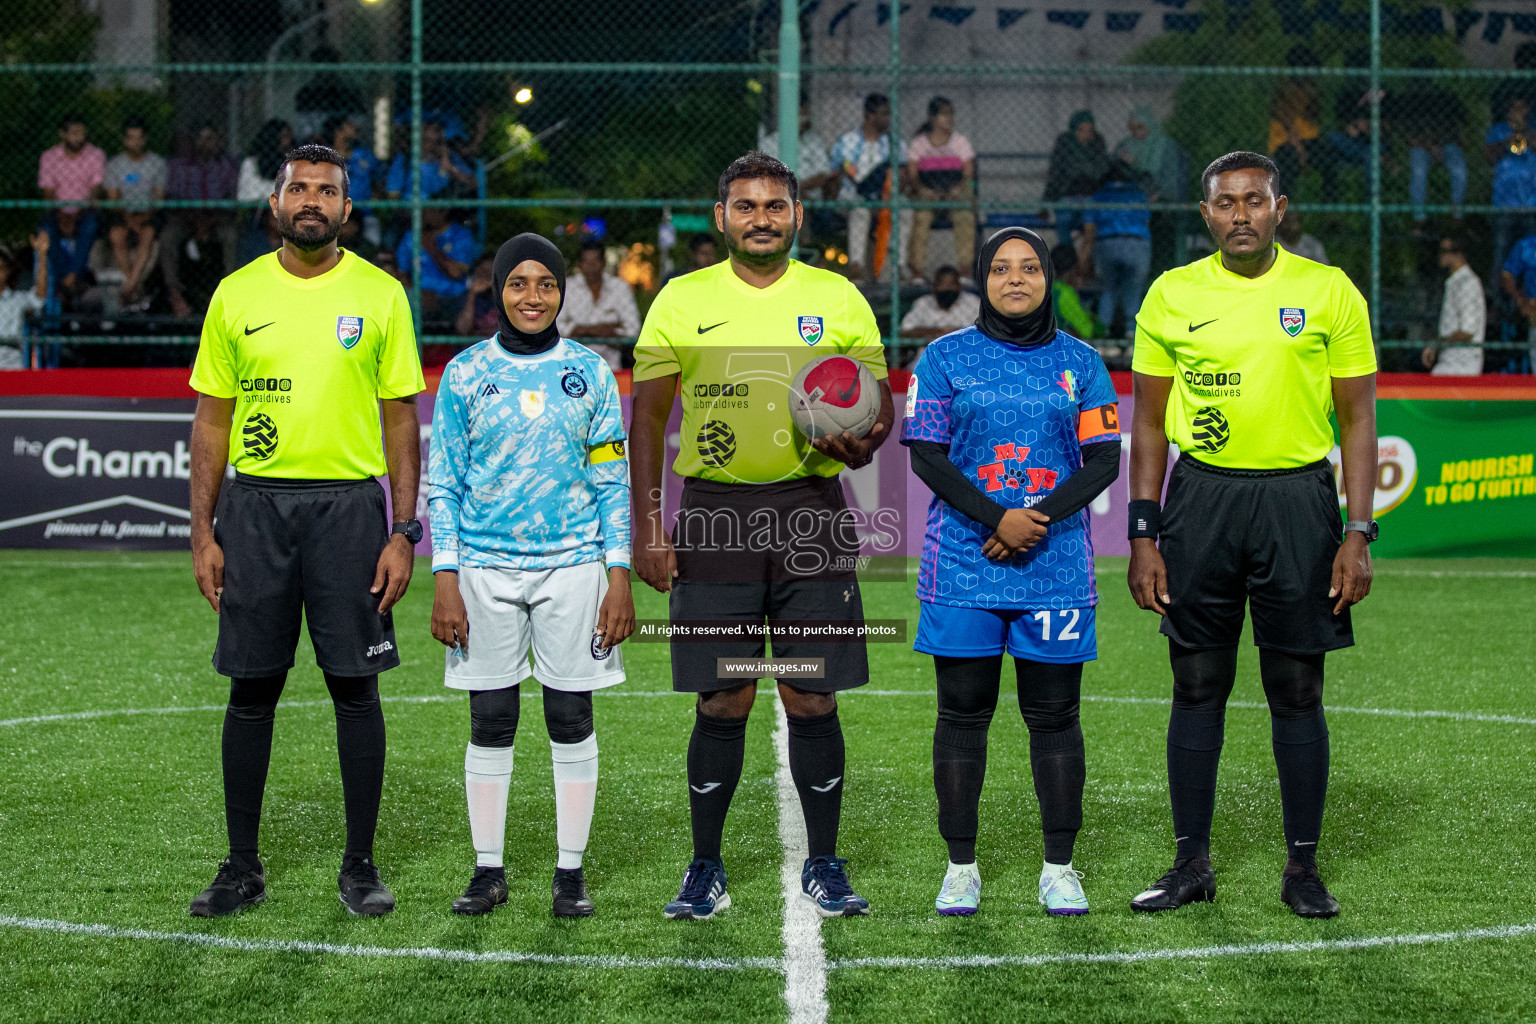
xmin=787 ymin=709 xmax=845 ymax=859
xmin=934 ymin=656 xmax=1001 ymax=864
xmin=1017 ymin=659 xmax=1085 ymax=864
xmin=687 ymin=707 xmax=748 ymax=864
xmin=1029 ymin=724 xmax=1086 ymax=864
xmin=1168 ymin=643 xmax=1238 ymax=863
xmin=1260 ymin=649 xmax=1329 ymax=870
xmin=324 ymin=672 xmax=386 ymax=862
xmin=223 ymin=673 xmax=288 ymax=867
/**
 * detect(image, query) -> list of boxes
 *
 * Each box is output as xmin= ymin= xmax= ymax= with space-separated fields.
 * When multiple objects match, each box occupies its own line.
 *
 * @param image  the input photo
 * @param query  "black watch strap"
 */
xmin=391 ymin=519 xmax=423 ymax=544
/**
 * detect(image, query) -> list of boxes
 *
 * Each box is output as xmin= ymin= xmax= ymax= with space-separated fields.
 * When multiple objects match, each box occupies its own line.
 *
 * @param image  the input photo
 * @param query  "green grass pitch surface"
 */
xmin=1 ymin=551 xmax=1533 ymax=1022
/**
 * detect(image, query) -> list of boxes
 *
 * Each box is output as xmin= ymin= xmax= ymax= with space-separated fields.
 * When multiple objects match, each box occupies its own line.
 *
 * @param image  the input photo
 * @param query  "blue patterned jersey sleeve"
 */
xmin=586 ymin=364 xmax=631 ymax=570
xmin=1077 ymin=346 xmax=1121 ymax=444
xmin=900 ymin=345 xmax=954 ymax=445
xmin=427 ymin=362 xmax=471 ymax=572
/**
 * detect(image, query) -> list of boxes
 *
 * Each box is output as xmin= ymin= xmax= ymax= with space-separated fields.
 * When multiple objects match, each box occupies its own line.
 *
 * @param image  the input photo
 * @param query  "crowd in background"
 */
xmin=8 ymin=54 xmax=1536 ymax=376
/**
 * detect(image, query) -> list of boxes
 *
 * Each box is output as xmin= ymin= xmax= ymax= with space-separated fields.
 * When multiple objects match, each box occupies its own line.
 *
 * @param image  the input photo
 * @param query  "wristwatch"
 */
xmin=391 ymin=519 xmax=424 ymax=544
xmin=1344 ymin=519 xmax=1378 ymax=543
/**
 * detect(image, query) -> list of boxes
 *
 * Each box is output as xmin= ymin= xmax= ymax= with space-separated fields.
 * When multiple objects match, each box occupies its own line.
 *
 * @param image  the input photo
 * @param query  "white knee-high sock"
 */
xmin=550 ymin=734 xmax=598 ymax=870
xmin=465 ymin=743 xmax=514 ymax=868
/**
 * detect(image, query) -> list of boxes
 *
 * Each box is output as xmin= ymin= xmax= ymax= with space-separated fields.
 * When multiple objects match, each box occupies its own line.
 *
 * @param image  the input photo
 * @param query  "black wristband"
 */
xmin=1128 ymin=499 xmax=1161 ymax=540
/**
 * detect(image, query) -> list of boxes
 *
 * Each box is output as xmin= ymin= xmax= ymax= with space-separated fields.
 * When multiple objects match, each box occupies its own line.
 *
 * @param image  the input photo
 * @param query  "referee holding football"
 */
xmin=186 ymin=144 xmax=425 ymax=917
xmin=631 ymin=152 xmax=893 ymax=920
xmin=1127 ymin=151 xmax=1376 ymax=920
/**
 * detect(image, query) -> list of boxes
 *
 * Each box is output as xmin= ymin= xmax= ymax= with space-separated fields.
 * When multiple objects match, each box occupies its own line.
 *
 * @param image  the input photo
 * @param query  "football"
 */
xmin=789 ymin=355 xmax=880 ymax=441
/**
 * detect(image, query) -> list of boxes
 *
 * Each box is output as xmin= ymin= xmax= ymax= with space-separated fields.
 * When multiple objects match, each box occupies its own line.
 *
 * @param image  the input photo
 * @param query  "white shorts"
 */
xmin=444 ymin=562 xmax=625 ymax=693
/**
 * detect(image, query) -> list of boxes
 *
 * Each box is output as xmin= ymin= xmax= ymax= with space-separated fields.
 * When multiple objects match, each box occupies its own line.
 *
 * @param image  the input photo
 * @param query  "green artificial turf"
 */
xmin=0 ymin=552 xmax=1532 ymax=1023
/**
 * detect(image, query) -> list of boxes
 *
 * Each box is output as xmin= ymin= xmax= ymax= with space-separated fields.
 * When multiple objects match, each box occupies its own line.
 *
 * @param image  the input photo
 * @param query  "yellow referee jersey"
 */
xmin=1132 ymin=244 xmax=1376 ymax=469
xmin=190 ymin=250 xmax=425 ymax=479
xmin=633 ymin=259 xmax=888 ymax=483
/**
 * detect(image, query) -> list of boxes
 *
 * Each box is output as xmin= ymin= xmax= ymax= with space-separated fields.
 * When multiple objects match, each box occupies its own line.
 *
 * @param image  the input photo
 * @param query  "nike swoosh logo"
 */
xmin=810 ymin=776 xmax=842 ymax=793
xmin=1188 ymin=319 xmax=1218 ymax=332
xmin=697 ymin=322 xmax=728 ymax=334
xmin=245 ymin=322 xmax=276 ymax=336
xmin=690 ymin=782 xmax=722 ymax=794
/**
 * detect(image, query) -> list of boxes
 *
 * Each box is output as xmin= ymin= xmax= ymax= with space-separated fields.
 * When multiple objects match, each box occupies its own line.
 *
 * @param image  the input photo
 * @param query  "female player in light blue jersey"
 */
xmin=429 ymin=233 xmax=634 ymax=918
xmin=901 ymin=227 xmax=1121 ymax=917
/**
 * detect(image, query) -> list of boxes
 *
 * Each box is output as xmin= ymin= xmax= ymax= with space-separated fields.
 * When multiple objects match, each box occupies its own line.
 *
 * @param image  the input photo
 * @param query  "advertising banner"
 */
xmin=5 ymin=390 xmax=1532 ymax=559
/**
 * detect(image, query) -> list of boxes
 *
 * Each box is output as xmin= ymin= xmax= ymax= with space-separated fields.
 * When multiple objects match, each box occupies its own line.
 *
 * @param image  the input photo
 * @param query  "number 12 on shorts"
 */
xmin=1033 ymin=608 xmax=1083 ymax=641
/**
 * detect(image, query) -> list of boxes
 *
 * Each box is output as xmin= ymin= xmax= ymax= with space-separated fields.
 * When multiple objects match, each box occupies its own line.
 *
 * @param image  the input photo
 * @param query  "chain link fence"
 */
xmin=2 ymin=0 xmax=1534 ymax=373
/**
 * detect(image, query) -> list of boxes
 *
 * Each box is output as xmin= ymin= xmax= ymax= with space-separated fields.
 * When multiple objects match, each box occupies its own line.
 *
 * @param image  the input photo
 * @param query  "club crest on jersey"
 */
xmin=798 ymin=315 xmax=824 ymax=346
xmin=519 ymin=389 xmax=545 ymax=418
xmin=336 ymin=316 xmax=364 ymax=349
xmin=1279 ymin=307 xmax=1306 ymax=337
xmin=561 ymin=370 xmax=588 ymax=398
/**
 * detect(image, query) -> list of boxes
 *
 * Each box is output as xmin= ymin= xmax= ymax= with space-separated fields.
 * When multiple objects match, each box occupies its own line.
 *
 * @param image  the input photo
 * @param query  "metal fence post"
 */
xmin=778 ymin=0 xmax=800 ymax=175
xmin=1370 ymin=0 xmax=1382 ymax=341
xmin=888 ymin=0 xmax=902 ymax=351
xmin=409 ymin=0 xmax=424 ymax=348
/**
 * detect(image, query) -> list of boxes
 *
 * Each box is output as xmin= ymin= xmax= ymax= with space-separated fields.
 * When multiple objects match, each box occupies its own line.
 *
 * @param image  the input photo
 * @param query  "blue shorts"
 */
xmin=914 ymin=601 xmax=1098 ymax=663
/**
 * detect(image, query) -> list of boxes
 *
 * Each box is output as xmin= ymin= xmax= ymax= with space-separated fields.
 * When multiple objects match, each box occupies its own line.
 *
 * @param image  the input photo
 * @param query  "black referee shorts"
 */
xmin=1158 ymin=455 xmax=1353 ymax=656
xmin=213 ymin=474 xmax=400 ymax=678
xmin=668 ymin=475 xmax=869 ymax=694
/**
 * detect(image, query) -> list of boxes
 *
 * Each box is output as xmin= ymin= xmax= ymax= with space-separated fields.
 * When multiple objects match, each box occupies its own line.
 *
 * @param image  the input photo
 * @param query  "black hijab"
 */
xmin=493 ymin=232 xmax=566 ymax=355
xmin=973 ymin=226 xmax=1057 ymax=348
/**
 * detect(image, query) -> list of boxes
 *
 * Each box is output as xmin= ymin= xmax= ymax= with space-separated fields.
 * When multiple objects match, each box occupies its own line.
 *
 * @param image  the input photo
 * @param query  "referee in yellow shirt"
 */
xmin=631 ymin=152 xmax=893 ymax=920
xmin=1126 ymin=152 xmax=1376 ymax=920
xmin=185 ymin=145 xmax=425 ymax=918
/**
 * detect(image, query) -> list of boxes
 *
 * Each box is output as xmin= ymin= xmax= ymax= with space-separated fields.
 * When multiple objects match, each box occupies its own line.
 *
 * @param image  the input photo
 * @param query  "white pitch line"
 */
xmin=0 ymin=690 xmax=690 ymax=728
xmin=0 ymin=913 xmax=778 ymax=971
xmin=773 ymin=695 xmax=830 ymax=1024
xmin=829 ymin=921 xmax=1536 ymax=971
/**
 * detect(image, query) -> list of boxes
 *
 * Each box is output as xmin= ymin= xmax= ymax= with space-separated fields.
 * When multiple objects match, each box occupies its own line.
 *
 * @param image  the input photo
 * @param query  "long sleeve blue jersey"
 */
xmin=429 ymin=337 xmax=630 ymax=572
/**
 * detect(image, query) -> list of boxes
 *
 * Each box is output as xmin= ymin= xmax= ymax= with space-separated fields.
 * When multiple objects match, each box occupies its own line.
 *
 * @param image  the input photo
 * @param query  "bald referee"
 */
xmin=186 ymin=144 xmax=425 ymax=917
xmin=632 ymin=152 xmax=893 ymax=920
xmin=1126 ymin=152 xmax=1376 ymax=919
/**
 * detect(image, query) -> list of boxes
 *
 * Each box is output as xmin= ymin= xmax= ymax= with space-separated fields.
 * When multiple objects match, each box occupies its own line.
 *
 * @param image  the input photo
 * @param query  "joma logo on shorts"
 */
xmin=366 ymin=641 xmax=395 ymax=657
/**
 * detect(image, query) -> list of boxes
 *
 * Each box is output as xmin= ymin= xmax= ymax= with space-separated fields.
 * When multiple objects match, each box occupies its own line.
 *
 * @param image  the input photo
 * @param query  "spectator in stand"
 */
xmin=236 ymin=208 xmax=282 ymax=268
xmin=829 ymin=93 xmax=910 ymax=280
xmin=661 ymin=232 xmax=719 ymax=287
xmin=327 ymin=114 xmax=381 ymax=246
xmin=1500 ymin=229 xmax=1536 ymax=359
xmin=395 ymin=206 xmax=478 ymax=318
xmin=38 ymin=112 xmax=105 ymax=295
xmin=1425 ymin=232 xmax=1486 ymax=376
xmin=906 ymin=96 xmax=976 ymax=285
xmin=1317 ymin=90 xmax=1373 ymax=201
xmin=386 ymin=119 xmax=475 ymax=201
xmin=102 ymin=116 xmax=168 ymax=308
xmin=292 ymin=45 xmax=367 ymax=141
xmin=236 ymin=120 xmax=293 ymax=202
xmin=1484 ymin=93 xmax=1536 ymax=293
xmin=0 ymin=234 xmax=49 ymax=369
xmin=455 ymin=253 xmax=500 ymax=337
xmin=899 ymin=264 xmax=979 ymax=347
xmin=1116 ymin=106 xmax=1180 ymax=206
xmin=1049 ymin=243 xmax=1099 ymax=341
xmin=1392 ymin=59 xmax=1467 ymax=223
xmin=1269 ymin=45 xmax=1323 ymax=197
xmin=760 ymin=93 xmax=833 ymax=195
xmin=1080 ymin=161 xmax=1151 ymax=340
xmin=41 ymin=208 xmax=95 ymax=311
xmin=1277 ymin=210 xmax=1329 ymax=265
xmin=162 ymin=123 xmax=239 ymax=316
xmin=557 ymin=237 xmax=640 ymax=371
xmin=1044 ymin=110 xmax=1110 ymax=207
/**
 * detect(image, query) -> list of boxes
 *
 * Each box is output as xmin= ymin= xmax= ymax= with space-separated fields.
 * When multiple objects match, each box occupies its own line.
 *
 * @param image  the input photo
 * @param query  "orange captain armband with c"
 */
xmin=1077 ymin=403 xmax=1121 ymax=445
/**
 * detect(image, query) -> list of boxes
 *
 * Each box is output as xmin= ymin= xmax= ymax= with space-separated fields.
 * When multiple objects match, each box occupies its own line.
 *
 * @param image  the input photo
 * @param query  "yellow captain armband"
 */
xmin=589 ymin=441 xmax=627 ymax=465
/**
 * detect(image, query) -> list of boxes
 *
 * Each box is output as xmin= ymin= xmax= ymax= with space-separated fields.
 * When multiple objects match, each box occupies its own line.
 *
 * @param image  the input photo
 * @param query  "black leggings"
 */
xmin=933 ymin=655 xmax=1085 ymax=864
xmin=468 ymin=684 xmax=594 ymax=747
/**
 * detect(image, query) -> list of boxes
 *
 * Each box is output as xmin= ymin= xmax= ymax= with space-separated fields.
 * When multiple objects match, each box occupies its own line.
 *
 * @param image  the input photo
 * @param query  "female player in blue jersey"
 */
xmin=429 ymin=233 xmax=634 ymax=919
xmin=901 ymin=226 xmax=1121 ymax=917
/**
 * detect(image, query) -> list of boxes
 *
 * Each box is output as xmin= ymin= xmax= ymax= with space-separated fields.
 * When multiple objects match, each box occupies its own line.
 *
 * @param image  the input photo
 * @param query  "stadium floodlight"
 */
xmin=515 ymin=87 xmax=533 ymax=104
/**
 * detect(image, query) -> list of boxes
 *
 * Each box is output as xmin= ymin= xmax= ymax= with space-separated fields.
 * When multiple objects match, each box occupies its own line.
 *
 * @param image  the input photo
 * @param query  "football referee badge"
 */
xmin=336 ymin=315 xmax=364 ymax=349
xmin=798 ymin=315 xmax=825 ymax=346
xmin=1279 ymin=307 xmax=1306 ymax=337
